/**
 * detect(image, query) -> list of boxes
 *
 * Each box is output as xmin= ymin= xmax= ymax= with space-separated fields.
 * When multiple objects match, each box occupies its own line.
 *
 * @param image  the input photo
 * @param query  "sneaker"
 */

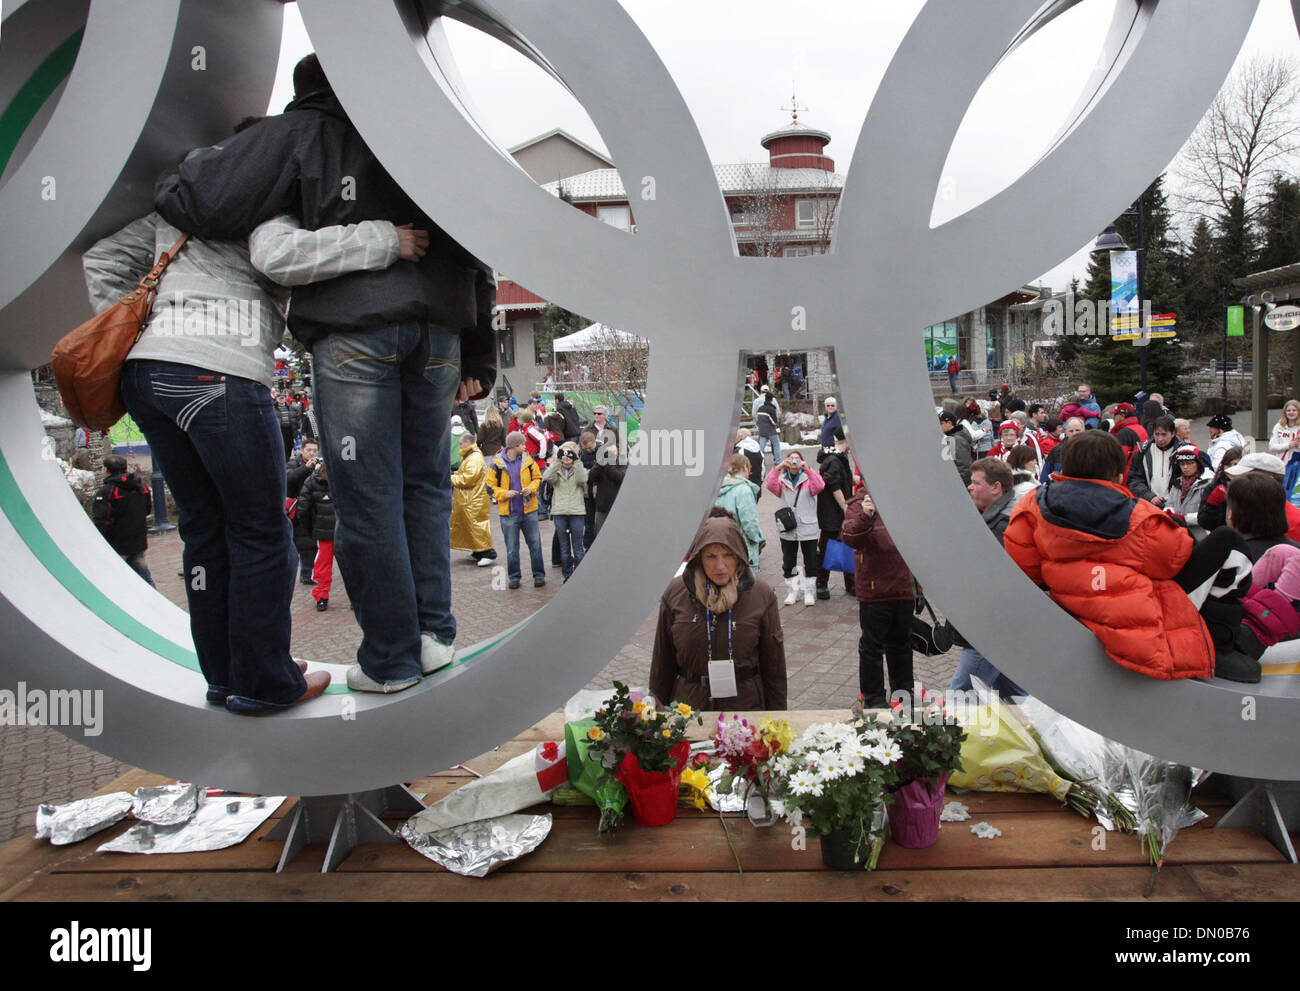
xmin=420 ymin=634 xmax=455 ymax=675
xmin=508 ymin=579 xmax=521 ymax=589
xmin=300 ymin=577 xmax=317 ymax=586
xmin=345 ymin=664 xmax=420 ymax=694
xmin=816 ymin=585 xmax=831 ymax=601
xmin=534 ymin=578 xmax=547 ymax=587
xmin=477 ymin=556 xmax=495 ymax=567
xmin=316 ymin=598 xmax=328 ymax=612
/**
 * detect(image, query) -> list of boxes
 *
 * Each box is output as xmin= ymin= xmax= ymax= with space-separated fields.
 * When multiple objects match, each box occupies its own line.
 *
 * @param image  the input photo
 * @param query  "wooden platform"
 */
xmin=2 ymin=711 xmax=1296 ymax=902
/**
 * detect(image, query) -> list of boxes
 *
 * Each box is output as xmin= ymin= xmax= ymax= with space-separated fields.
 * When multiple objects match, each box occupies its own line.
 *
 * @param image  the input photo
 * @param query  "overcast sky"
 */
xmin=270 ymin=1 xmax=1300 ymax=294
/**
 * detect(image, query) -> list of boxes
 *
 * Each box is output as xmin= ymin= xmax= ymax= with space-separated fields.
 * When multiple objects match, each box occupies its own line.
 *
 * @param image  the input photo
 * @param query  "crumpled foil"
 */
xmin=35 ymin=793 xmax=133 ymax=845
xmin=131 ymin=783 xmax=199 ymax=826
xmin=97 ymin=794 xmax=284 ymax=854
xmin=399 ymin=812 xmax=552 ymax=878
xmin=706 ymin=764 xmax=746 ymax=813
xmin=940 ymin=801 xmax=971 ymax=822
xmin=970 ymin=821 xmax=1002 ymax=839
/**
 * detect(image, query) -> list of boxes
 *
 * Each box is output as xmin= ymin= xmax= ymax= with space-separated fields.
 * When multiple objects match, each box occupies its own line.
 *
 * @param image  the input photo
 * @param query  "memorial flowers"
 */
xmin=710 ymin=714 xmax=795 ymax=823
xmin=768 ymin=721 xmax=897 ymax=869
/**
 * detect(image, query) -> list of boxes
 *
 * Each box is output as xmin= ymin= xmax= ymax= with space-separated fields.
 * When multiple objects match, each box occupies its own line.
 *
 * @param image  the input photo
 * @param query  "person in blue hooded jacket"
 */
xmin=713 ymin=454 xmax=763 ymax=566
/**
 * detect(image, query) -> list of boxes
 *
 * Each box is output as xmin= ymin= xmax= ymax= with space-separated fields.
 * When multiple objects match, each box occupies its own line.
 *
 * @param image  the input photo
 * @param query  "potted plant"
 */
xmin=587 ymin=682 xmax=702 ymax=827
xmin=859 ymin=693 xmax=966 ymax=849
xmin=769 ymin=720 xmax=899 ymax=869
xmin=710 ymin=714 xmax=795 ymax=826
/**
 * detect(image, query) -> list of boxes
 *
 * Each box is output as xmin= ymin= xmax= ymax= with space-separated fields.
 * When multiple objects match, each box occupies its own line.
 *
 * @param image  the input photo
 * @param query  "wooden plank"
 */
xmin=1184 ymin=862 xmax=1300 ymax=900
xmin=335 ymin=810 xmax=1284 ymax=874
xmin=5 ymin=865 xmax=1222 ymax=902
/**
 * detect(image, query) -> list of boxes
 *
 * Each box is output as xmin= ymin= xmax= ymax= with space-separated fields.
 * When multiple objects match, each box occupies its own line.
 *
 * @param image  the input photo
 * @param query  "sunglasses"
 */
xmin=560 ymin=452 xmax=577 ymax=459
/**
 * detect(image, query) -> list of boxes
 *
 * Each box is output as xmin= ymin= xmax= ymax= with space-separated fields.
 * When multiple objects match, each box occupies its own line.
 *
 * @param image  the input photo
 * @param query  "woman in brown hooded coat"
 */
xmin=650 ymin=511 xmax=788 ymax=711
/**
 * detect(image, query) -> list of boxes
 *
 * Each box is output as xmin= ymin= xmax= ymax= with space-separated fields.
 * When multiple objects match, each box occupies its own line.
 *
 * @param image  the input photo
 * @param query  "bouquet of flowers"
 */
xmin=710 ymin=714 xmax=795 ymax=823
xmin=768 ymin=721 xmax=899 ymax=869
xmin=857 ymin=693 xmax=966 ymax=848
xmin=585 ymin=682 xmax=703 ymax=827
xmin=564 ymin=719 xmax=628 ymax=835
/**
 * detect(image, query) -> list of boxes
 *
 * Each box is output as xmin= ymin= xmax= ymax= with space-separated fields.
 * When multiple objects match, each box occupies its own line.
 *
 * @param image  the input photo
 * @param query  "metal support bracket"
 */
xmin=1214 ymin=777 xmax=1299 ymax=864
xmin=263 ymin=785 xmax=424 ymax=873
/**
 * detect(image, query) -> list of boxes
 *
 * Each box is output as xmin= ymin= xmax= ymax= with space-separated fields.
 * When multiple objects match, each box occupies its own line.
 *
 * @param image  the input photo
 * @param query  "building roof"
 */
xmin=506 ymin=128 xmax=614 ymax=167
xmin=760 ymin=122 xmax=832 ymax=147
xmin=1235 ymin=261 xmax=1300 ymax=298
xmin=544 ymin=163 xmax=844 ymax=202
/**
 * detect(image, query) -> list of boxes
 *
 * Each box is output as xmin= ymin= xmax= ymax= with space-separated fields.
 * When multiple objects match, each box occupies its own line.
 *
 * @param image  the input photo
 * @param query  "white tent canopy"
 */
xmin=551 ymin=322 xmax=645 ymax=352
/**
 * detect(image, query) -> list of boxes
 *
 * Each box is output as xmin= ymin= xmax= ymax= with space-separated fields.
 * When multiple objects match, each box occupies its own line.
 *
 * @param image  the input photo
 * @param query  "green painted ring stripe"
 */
xmin=0 ymin=445 xmax=513 ymax=693
xmin=0 ymin=28 xmax=84 ymax=178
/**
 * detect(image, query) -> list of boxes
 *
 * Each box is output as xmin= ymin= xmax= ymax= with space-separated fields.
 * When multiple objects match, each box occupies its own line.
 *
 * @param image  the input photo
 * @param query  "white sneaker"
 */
xmin=345 ymin=664 xmax=420 ymax=694
xmin=783 ymin=577 xmax=799 ymax=606
xmin=420 ymin=633 xmax=456 ymax=675
xmin=802 ymin=577 xmax=816 ymax=606
xmin=476 ymin=556 xmax=495 ymax=567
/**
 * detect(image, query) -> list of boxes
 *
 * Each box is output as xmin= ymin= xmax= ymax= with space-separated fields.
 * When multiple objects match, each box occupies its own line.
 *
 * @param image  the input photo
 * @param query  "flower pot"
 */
xmin=615 ymin=741 xmax=690 ymax=827
xmin=820 ymin=804 xmax=889 ymax=869
xmin=889 ymin=771 xmax=951 ymax=849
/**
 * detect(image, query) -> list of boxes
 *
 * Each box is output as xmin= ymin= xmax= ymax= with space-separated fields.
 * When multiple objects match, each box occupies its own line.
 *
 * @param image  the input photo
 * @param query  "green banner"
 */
xmin=1227 ymin=305 xmax=1245 ymax=338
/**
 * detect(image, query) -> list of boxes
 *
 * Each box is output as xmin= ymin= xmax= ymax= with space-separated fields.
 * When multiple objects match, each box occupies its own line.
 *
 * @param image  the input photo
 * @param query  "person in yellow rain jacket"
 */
xmin=451 ymin=431 xmax=496 ymax=567
xmin=485 ymin=431 xmax=546 ymax=588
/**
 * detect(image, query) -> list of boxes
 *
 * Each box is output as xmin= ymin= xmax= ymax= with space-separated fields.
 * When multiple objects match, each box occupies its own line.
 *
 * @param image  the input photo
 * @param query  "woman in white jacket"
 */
xmin=765 ymin=451 xmax=825 ymax=606
xmin=1269 ymin=398 xmax=1300 ymax=458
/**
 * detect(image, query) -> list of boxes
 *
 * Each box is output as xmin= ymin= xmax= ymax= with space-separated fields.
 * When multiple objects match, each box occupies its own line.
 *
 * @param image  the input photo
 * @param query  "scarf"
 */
xmin=692 ymin=569 xmax=740 ymax=615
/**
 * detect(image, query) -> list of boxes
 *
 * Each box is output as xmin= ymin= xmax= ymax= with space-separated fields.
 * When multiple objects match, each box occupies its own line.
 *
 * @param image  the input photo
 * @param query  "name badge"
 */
xmin=708 ymin=659 xmax=738 ymax=699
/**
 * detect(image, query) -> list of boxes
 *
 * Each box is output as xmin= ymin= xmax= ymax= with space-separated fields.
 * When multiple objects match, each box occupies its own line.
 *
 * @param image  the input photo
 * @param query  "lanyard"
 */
xmin=706 ymin=608 xmax=733 ymax=660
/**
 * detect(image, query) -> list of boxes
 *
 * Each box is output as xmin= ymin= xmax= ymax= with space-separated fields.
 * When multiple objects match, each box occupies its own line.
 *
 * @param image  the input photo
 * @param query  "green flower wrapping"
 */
xmin=565 ymin=718 xmax=628 ymax=834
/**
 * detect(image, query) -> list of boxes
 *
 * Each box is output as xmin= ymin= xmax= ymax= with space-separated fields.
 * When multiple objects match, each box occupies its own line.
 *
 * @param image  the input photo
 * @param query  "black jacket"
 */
xmin=153 ymin=90 xmax=497 ymax=393
xmin=297 ymin=473 xmax=337 ymax=543
xmin=93 ymin=473 xmax=151 ymax=556
xmin=286 ymin=452 xmax=316 ymax=499
xmin=815 ymin=449 xmax=853 ymax=532
xmin=454 ymin=399 xmax=479 ymax=436
xmin=557 ymin=400 xmax=582 ymax=442
xmin=589 ymin=460 xmax=626 ymax=513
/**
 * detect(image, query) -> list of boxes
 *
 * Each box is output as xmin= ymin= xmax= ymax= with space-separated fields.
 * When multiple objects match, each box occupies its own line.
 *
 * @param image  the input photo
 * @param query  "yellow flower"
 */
xmin=632 ymin=700 xmax=647 ymax=715
xmin=587 ymin=727 xmax=604 ymax=741
xmin=678 ymin=768 xmax=714 ymax=811
xmin=662 ymin=729 xmax=673 ymax=738
xmin=759 ymin=715 xmax=795 ymax=752
xmin=675 ymin=702 xmax=693 ymax=718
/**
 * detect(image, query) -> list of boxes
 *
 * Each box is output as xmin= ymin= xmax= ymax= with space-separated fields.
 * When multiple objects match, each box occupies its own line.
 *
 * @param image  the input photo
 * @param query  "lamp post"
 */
xmin=1092 ymin=197 xmax=1146 ymax=395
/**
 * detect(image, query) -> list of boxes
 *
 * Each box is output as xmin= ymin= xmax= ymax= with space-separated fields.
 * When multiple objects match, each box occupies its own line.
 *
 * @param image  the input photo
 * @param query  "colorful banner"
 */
xmin=1109 ymin=250 xmax=1139 ymax=320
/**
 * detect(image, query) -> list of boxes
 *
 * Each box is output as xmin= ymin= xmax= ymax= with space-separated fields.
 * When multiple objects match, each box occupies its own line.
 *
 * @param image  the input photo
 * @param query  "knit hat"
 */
xmin=1171 ymin=444 xmax=1201 ymax=467
xmin=1208 ymin=413 xmax=1233 ymax=431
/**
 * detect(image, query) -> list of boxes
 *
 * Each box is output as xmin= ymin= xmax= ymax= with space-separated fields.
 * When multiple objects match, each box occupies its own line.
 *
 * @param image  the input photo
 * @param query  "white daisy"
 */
xmin=879 ymin=743 xmax=903 ymax=763
xmin=789 ymin=771 xmax=821 ymax=796
xmin=841 ymin=755 xmax=866 ymax=777
xmin=818 ymin=752 xmax=847 ymax=781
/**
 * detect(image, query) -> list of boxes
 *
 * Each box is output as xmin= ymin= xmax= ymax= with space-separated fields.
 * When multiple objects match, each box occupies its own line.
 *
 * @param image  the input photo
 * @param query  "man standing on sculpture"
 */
xmin=156 ymin=55 xmax=496 ymax=693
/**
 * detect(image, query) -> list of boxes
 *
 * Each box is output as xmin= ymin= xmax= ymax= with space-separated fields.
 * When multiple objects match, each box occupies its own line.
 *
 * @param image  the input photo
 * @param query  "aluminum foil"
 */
xmin=35 ymin=792 xmax=133 ymax=845
xmin=97 ymin=794 xmax=284 ymax=855
xmin=131 ymin=782 xmax=199 ymax=826
xmin=706 ymin=765 xmax=746 ymax=813
xmin=399 ymin=812 xmax=552 ymax=878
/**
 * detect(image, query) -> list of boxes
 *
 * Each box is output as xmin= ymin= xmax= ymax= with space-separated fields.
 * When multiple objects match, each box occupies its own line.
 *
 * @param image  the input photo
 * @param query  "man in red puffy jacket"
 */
xmin=1005 ymin=431 xmax=1258 ymax=682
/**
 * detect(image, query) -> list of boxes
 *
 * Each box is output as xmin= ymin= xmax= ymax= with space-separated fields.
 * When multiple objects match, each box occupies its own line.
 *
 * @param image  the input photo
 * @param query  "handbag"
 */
xmin=774 ymin=482 xmax=800 ymax=533
xmin=821 ymin=537 xmax=856 ymax=573
xmin=51 ymin=233 xmax=189 ymax=431
xmin=910 ymin=596 xmax=953 ymax=656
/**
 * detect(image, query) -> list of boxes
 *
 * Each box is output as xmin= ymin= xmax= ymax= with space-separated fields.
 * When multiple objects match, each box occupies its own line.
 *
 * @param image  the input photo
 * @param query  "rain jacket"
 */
xmin=650 ymin=516 xmax=787 ymax=711
xmin=1004 ymin=475 xmax=1214 ymax=680
xmin=450 ymin=446 xmax=494 ymax=552
xmin=486 ymin=450 xmax=542 ymax=516
xmin=713 ymin=475 xmax=763 ymax=566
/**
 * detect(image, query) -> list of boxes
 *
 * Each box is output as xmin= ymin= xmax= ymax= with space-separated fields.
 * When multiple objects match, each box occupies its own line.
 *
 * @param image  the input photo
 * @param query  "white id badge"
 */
xmin=708 ymin=659 xmax=738 ymax=699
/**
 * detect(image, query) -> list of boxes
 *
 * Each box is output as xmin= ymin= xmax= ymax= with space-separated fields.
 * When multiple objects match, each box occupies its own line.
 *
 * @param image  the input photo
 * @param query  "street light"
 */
xmin=1091 ymin=199 xmax=1147 ymax=395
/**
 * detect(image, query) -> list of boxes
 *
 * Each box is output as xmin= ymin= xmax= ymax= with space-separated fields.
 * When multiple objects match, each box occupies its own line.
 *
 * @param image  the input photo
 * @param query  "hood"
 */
xmin=285 ymin=89 xmax=351 ymax=124
xmin=107 ymin=473 xmax=145 ymax=492
xmin=735 ymin=437 xmax=760 ymax=453
xmin=1036 ymin=476 xmax=1136 ymax=540
xmin=817 ymin=447 xmax=847 ymax=466
xmin=720 ymin=475 xmax=759 ymax=497
xmin=682 ymin=516 xmax=755 ymax=602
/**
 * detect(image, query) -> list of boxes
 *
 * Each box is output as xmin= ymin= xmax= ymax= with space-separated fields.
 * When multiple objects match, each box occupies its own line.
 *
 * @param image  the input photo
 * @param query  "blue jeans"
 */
xmin=950 ymin=647 xmax=1027 ymax=700
xmin=121 ymin=360 xmax=305 ymax=711
xmin=553 ymin=514 xmax=585 ymax=579
xmin=757 ymin=433 xmax=781 ymax=467
xmin=500 ymin=512 xmax=545 ymax=583
xmin=311 ymin=321 xmax=460 ymax=685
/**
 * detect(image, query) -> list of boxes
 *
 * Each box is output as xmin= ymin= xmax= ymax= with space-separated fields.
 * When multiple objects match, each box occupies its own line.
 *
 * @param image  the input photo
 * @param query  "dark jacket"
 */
xmin=819 ymin=409 xmax=842 ymax=448
xmin=286 ymin=452 xmax=316 ymax=500
xmin=153 ymin=90 xmax=497 ymax=393
xmin=839 ymin=493 xmax=912 ymax=602
xmin=589 ymin=459 xmax=625 ymax=513
xmin=754 ymin=397 xmax=779 ymax=438
xmin=580 ymin=444 xmax=599 ymax=502
xmin=275 ymin=396 xmax=302 ymax=432
xmin=944 ymin=427 xmax=974 ymax=486
xmin=297 ymin=473 xmax=337 ymax=543
xmin=92 ymin=473 xmax=151 ymax=556
xmin=556 ymin=400 xmax=582 ymax=442
xmin=815 ymin=448 xmax=853 ymax=533
xmin=649 ymin=516 xmax=787 ymax=711
xmin=1127 ymin=437 xmax=1178 ymax=504
xmin=454 ymin=400 xmax=479 ymax=436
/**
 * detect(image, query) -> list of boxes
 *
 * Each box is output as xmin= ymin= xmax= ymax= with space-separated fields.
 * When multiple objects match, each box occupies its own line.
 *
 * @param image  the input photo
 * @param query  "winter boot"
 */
xmin=784 ymin=576 xmax=800 ymax=606
xmin=802 ymin=576 xmax=817 ymax=606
